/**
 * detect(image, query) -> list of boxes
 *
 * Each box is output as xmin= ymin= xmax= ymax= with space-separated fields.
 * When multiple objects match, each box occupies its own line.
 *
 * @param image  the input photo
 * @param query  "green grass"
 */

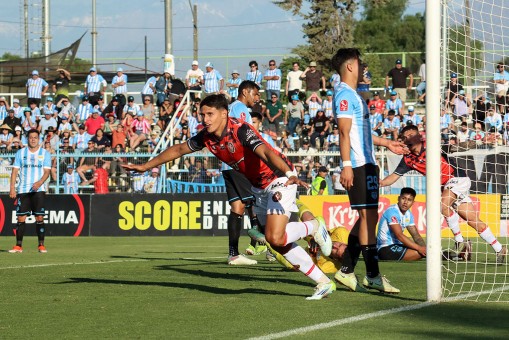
xmin=0 ymin=236 xmax=508 ymax=339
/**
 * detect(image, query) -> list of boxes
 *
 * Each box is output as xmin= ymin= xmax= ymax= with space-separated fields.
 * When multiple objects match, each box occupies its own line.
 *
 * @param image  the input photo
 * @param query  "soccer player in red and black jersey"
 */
xmin=123 ymin=94 xmax=336 ymax=299
xmin=380 ymin=124 xmax=507 ymax=264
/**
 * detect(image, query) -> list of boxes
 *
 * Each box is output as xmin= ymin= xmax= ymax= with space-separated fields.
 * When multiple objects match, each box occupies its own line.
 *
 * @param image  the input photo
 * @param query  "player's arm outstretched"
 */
xmin=389 ymin=223 xmax=426 ymax=256
xmin=122 ymin=142 xmax=194 ymax=172
xmin=372 ymin=135 xmax=408 ymax=155
xmin=379 ymin=173 xmax=401 ymax=187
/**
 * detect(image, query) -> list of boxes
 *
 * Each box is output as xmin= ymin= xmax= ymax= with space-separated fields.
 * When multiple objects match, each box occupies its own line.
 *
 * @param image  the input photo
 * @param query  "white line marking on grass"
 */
xmin=247 ymin=285 xmax=509 ymax=340
xmin=0 ymin=259 xmax=149 ymax=270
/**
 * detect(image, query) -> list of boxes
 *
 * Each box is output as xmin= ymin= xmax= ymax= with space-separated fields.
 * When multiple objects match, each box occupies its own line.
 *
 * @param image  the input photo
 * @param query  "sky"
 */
xmin=0 ymin=0 xmax=426 ymax=80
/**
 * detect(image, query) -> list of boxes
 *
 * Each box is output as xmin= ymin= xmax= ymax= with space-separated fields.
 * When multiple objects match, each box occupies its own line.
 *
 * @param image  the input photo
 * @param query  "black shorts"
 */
xmin=16 ymin=191 xmax=46 ymax=216
xmin=378 ymin=244 xmax=408 ymax=261
xmin=222 ymin=169 xmax=254 ymax=204
xmin=347 ymin=163 xmax=379 ymax=210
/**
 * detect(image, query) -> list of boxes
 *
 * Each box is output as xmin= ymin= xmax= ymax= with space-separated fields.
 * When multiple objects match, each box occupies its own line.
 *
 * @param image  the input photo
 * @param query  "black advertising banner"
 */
xmin=90 ymin=193 xmax=237 ymax=236
xmin=0 ymin=194 xmax=90 ymax=236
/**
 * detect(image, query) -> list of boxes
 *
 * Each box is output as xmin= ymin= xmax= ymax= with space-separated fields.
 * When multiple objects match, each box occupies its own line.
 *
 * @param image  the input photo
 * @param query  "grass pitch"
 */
xmin=0 ymin=236 xmax=508 ymax=339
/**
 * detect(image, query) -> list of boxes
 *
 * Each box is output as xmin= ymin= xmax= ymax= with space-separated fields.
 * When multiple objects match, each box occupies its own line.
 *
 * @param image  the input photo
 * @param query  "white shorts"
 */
xmin=252 ymin=177 xmax=298 ymax=226
xmin=443 ymin=177 xmax=472 ymax=207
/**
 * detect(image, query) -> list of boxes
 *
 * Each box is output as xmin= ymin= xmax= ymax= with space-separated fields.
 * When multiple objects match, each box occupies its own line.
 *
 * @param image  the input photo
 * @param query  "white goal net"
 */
xmin=441 ymin=0 xmax=509 ymax=302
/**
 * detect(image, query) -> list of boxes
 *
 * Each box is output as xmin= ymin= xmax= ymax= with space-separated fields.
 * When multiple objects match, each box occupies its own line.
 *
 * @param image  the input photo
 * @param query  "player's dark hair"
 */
xmin=331 ymin=48 xmax=361 ymax=73
xmin=400 ymin=187 xmax=417 ymax=198
xmin=250 ymin=111 xmax=263 ymax=120
xmin=238 ymin=80 xmax=260 ymax=96
xmin=400 ymin=124 xmax=419 ymax=136
xmin=27 ymin=129 xmax=40 ymax=137
xmin=200 ymin=94 xmax=229 ymax=111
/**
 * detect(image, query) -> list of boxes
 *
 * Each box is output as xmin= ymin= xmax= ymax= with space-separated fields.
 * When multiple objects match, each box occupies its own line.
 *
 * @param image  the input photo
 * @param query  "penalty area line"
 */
xmin=247 ymin=284 xmax=509 ymax=340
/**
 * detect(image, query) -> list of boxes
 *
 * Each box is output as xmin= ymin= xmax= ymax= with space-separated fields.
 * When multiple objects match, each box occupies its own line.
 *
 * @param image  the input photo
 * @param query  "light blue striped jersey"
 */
xmin=112 ymin=74 xmax=128 ymax=94
xmin=265 ymin=68 xmax=282 ymax=90
xmin=228 ymin=100 xmax=252 ymax=124
xmin=142 ymin=76 xmax=157 ymax=95
xmin=26 ymin=78 xmax=48 ymax=98
xmin=227 ymin=77 xmax=242 ymax=98
xmin=377 ymin=204 xmax=415 ymax=250
xmin=0 ymin=106 xmax=6 ymax=121
xmin=334 ymin=82 xmax=376 ymax=168
xmin=62 ymin=170 xmax=81 ymax=194
xmin=246 ymin=70 xmax=262 ymax=87
xmin=13 ymin=146 xmax=52 ymax=194
xmin=77 ymin=103 xmax=94 ymax=121
xmin=203 ymin=70 xmax=223 ymax=93
xmin=85 ymin=74 xmax=106 ymax=93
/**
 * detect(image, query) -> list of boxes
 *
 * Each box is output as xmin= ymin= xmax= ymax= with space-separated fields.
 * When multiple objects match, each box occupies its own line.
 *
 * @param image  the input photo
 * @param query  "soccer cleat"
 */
xmin=455 ymin=240 xmax=472 ymax=261
xmin=334 ymin=271 xmax=367 ymax=292
xmin=266 ymin=249 xmax=277 ymax=262
xmin=247 ymin=227 xmax=266 ymax=244
xmin=8 ymin=245 xmax=23 ymax=253
xmin=306 ymin=280 xmax=336 ymax=300
xmin=255 ymin=244 xmax=267 ymax=254
xmin=38 ymin=245 xmax=48 ymax=253
xmin=245 ymin=245 xmax=256 ymax=256
xmin=496 ymin=246 xmax=507 ymax=265
xmin=312 ymin=217 xmax=332 ymax=257
xmin=228 ymin=254 xmax=257 ymax=265
xmin=362 ymin=274 xmax=400 ymax=294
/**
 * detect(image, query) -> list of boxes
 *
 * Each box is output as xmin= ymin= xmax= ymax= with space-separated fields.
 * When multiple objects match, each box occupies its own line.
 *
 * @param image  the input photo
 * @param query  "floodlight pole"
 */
xmin=426 ymin=0 xmax=443 ymax=302
xmin=91 ymin=0 xmax=97 ymax=68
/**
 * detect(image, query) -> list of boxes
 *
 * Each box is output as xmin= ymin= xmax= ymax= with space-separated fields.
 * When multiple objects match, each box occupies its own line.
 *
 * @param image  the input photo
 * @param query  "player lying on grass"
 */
xmin=377 ymin=187 xmax=426 ymax=261
xmin=123 ymin=94 xmax=335 ymax=300
xmin=380 ymin=124 xmax=507 ymax=264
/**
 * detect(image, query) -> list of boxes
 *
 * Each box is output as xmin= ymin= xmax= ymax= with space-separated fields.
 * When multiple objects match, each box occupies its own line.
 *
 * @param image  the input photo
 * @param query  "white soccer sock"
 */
xmin=479 ymin=227 xmax=503 ymax=252
xmin=283 ymin=220 xmax=317 ymax=245
xmin=283 ymin=243 xmax=329 ymax=284
xmin=446 ymin=212 xmax=464 ymax=243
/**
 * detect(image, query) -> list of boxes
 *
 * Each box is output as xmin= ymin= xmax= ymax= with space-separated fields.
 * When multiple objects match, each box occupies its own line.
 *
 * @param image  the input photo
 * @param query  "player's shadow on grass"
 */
xmin=61 ymin=277 xmax=305 ymax=297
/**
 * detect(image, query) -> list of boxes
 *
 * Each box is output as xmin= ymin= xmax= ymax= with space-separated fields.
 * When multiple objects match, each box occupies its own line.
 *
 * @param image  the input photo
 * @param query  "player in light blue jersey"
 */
xmin=332 ymin=48 xmax=406 ymax=294
xmin=377 ymin=187 xmax=426 ymax=261
xmin=9 ymin=129 xmax=52 ymax=253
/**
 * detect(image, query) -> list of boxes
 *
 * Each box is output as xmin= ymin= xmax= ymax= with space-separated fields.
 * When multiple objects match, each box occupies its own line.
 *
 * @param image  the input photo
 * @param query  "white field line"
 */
xmin=247 ymin=285 xmax=509 ymax=340
xmin=0 ymin=256 xmax=228 ymax=270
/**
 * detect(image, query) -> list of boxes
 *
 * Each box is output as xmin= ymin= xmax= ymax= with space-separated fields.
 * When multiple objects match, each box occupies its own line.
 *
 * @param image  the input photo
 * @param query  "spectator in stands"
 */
xmin=503 ymin=120 xmax=509 ymax=145
xmin=29 ymin=101 xmax=41 ymax=123
xmin=189 ymin=159 xmax=210 ymax=183
xmin=468 ymin=122 xmax=485 ymax=147
xmin=310 ymin=166 xmax=329 ymax=196
xmin=456 ymin=121 xmax=470 ymax=149
xmin=484 ymin=107 xmax=502 ymax=133
xmin=109 ymin=144 xmax=127 ymax=179
xmin=62 ymin=165 xmax=80 ymax=194
xmin=286 ymin=62 xmax=304 ymax=97
xmin=111 ymin=67 xmax=128 ymax=106
xmin=141 ymin=73 xmax=159 ymax=104
xmin=44 ymin=126 xmax=59 ymax=151
xmin=41 ymin=97 xmax=56 ymax=117
xmin=385 ymin=90 xmax=404 ymax=116
xmin=58 ymin=138 xmax=75 ymax=174
xmin=484 ymin=126 xmax=502 ymax=147
xmin=329 ymin=72 xmax=340 ymax=89
xmin=306 ymin=92 xmax=322 ymax=119
xmin=383 ymin=110 xmax=401 ymax=140
xmin=202 ymin=62 xmax=224 ymax=97
xmin=452 ymin=90 xmax=471 ymax=122
xmin=21 ymin=107 xmax=37 ymax=133
xmin=473 ymin=93 xmax=491 ymax=125
xmin=157 ymin=97 xmax=173 ymax=131
xmin=385 ymin=59 xmax=413 ymax=104
xmin=416 ymin=58 xmax=426 ymax=104
xmin=38 ymin=112 xmax=57 ymax=135
xmin=402 ymin=106 xmax=423 ymax=130
xmin=265 ymin=93 xmax=283 ymax=139
xmin=59 ymin=130 xmax=73 ymax=149
xmin=73 ymin=124 xmax=90 ymax=151
xmin=368 ymin=91 xmax=385 ymax=115
xmin=56 ymin=97 xmax=75 ymax=122
xmin=103 ymin=113 xmax=120 ymax=142
xmin=147 ymin=131 xmax=160 ymax=153
xmin=53 ymin=68 xmax=71 ymax=103
xmin=90 ymin=128 xmax=111 ymax=152
xmin=57 ymin=117 xmax=73 ymax=137
xmin=4 ymin=109 xmax=21 ymax=131
xmin=102 ymin=96 xmax=123 ymax=119
xmin=185 ymin=61 xmax=203 ymax=100
xmin=357 ymin=63 xmax=372 ymax=102
xmin=26 ymin=70 xmax=49 ymax=107
xmin=263 ymin=59 xmax=282 ymax=100
xmin=155 ymin=72 xmax=174 ymax=107
xmin=284 ymin=94 xmax=305 ymax=136
xmin=369 ymin=104 xmax=383 ymax=137
xmin=494 ymin=62 xmax=509 ymax=114
xmin=75 ymin=96 xmax=93 ymax=125
xmin=141 ymin=96 xmax=156 ymax=125
xmin=0 ymin=124 xmax=13 ymax=152
xmin=439 ymin=106 xmax=454 ymax=132
xmin=445 ymin=72 xmax=463 ymax=112
xmin=84 ymin=67 xmax=107 ymax=106
xmin=322 ymin=90 xmax=334 ymax=120
xmin=11 ymin=99 xmax=23 ymax=119
xmin=309 ymin=109 xmax=330 ymax=149
xmin=298 ymin=137 xmax=317 ymax=165
xmin=84 ymin=159 xmax=109 ymax=194
xmin=246 ymin=60 xmax=262 ymax=88
xmin=300 ymin=61 xmax=326 ymax=98
xmin=84 ymin=109 xmax=105 ymax=137
xmin=12 ymin=126 xmax=24 ymax=149
xmin=77 ymin=140 xmax=97 ymax=181
xmin=129 ymin=111 xmax=151 ymax=151
xmin=143 ymin=167 xmax=160 ymax=193
xmin=279 ymin=129 xmax=294 ymax=152
xmin=123 ymin=96 xmax=140 ymax=118
xmin=324 ymin=123 xmax=340 ymax=151
xmin=226 ymin=70 xmax=242 ymax=102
